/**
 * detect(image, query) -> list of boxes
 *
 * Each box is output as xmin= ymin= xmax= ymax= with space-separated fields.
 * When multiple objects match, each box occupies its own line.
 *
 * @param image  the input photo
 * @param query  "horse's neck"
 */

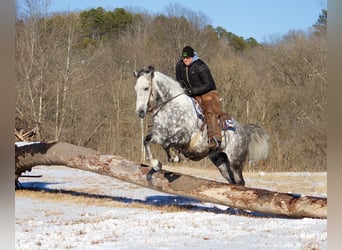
xmin=154 ymin=73 xmax=184 ymax=101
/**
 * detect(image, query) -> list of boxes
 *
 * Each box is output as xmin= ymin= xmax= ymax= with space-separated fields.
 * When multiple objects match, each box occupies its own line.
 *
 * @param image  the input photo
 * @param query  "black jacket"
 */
xmin=176 ymin=58 xmax=216 ymax=97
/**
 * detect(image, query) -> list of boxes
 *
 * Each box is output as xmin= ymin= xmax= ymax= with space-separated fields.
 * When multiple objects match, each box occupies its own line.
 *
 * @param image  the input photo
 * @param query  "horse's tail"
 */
xmin=245 ymin=124 xmax=269 ymax=165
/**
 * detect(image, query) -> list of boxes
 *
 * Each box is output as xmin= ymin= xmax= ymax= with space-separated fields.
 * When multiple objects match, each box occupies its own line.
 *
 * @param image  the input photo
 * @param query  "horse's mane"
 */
xmin=154 ymin=71 xmax=184 ymax=92
xmin=136 ymin=66 xmax=184 ymax=95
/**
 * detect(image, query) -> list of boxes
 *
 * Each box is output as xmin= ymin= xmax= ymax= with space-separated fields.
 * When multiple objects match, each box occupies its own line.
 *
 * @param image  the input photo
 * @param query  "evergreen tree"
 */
xmin=313 ymin=9 xmax=327 ymax=35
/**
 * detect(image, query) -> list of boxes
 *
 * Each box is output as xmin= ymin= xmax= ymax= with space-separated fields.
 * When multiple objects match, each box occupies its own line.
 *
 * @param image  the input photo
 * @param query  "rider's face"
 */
xmin=182 ymin=56 xmax=193 ymax=66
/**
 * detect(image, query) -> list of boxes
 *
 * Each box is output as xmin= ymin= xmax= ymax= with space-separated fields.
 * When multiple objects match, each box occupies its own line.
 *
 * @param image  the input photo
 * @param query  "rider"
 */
xmin=176 ymin=45 xmax=224 ymax=151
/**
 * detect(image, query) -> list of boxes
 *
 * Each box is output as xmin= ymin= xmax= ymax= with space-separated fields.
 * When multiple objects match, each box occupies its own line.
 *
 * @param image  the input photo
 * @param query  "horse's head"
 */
xmin=134 ymin=66 xmax=156 ymax=118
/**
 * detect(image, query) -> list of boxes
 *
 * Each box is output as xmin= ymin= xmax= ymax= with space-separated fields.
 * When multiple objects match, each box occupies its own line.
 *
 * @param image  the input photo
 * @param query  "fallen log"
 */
xmin=15 ymin=141 xmax=327 ymax=219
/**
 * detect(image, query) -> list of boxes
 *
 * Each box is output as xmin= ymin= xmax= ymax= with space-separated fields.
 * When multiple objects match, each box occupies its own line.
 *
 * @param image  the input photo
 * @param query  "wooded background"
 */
xmin=15 ymin=1 xmax=327 ymax=172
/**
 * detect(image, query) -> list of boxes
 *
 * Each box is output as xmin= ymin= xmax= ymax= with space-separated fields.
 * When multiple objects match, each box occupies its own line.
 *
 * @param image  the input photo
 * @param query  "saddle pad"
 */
xmin=191 ymin=98 xmax=205 ymax=121
xmin=219 ymin=113 xmax=236 ymax=131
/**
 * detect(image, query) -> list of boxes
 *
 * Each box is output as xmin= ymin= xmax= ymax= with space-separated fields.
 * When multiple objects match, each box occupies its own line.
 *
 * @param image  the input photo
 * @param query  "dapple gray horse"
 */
xmin=134 ymin=66 xmax=269 ymax=185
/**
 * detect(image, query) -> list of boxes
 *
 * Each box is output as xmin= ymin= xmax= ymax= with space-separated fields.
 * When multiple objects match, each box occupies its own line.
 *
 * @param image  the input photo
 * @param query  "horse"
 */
xmin=133 ymin=66 xmax=269 ymax=186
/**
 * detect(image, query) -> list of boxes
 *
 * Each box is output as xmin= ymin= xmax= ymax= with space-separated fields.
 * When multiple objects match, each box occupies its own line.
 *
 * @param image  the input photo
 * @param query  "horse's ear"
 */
xmin=147 ymin=65 xmax=155 ymax=79
xmin=133 ymin=69 xmax=145 ymax=78
xmin=147 ymin=65 xmax=154 ymax=72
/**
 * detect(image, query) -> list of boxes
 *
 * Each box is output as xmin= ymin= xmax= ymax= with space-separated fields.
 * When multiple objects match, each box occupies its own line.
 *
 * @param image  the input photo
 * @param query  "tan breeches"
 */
xmin=195 ymin=90 xmax=222 ymax=141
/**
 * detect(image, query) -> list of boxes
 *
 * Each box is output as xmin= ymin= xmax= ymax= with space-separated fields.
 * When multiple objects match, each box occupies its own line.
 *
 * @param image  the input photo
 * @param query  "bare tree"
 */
xmin=15 ymin=0 xmax=56 ymax=139
xmin=15 ymin=4 xmax=327 ymax=170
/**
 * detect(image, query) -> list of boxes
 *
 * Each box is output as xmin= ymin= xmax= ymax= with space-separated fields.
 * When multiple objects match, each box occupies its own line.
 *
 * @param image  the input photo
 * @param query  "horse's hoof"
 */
xmin=236 ymin=180 xmax=245 ymax=186
xmin=151 ymin=159 xmax=162 ymax=171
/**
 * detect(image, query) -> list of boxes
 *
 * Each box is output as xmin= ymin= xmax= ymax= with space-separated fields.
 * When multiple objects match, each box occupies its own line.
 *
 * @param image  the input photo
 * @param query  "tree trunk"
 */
xmin=15 ymin=141 xmax=327 ymax=219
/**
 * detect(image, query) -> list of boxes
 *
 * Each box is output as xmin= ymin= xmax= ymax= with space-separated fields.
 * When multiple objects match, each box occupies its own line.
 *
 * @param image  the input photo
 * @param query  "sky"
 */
xmin=45 ymin=0 xmax=326 ymax=42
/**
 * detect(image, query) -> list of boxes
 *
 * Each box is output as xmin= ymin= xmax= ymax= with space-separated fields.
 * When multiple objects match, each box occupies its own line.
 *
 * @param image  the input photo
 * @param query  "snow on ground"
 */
xmin=15 ymin=165 xmax=327 ymax=250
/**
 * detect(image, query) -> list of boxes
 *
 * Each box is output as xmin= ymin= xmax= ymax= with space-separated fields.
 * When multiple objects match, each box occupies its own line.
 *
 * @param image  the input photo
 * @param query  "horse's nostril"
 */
xmin=138 ymin=110 xmax=145 ymax=118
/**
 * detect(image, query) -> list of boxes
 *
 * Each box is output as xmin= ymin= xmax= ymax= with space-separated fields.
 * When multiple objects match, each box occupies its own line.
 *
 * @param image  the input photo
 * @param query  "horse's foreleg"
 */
xmin=144 ymin=134 xmax=162 ymax=171
xmin=143 ymin=134 xmax=153 ymax=161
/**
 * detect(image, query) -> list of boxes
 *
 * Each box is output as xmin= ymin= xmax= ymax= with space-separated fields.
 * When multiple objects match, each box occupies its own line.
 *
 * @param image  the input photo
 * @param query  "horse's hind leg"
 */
xmin=164 ymin=146 xmax=181 ymax=163
xmin=231 ymin=163 xmax=245 ymax=186
xmin=143 ymin=133 xmax=162 ymax=171
xmin=209 ymin=152 xmax=245 ymax=186
xmin=209 ymin=152 xmax=236 ymax=184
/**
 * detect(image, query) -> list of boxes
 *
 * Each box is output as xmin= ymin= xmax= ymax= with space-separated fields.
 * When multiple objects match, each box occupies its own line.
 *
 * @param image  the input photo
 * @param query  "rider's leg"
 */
xmin=201 ymin=90 xmax=222 ymax=150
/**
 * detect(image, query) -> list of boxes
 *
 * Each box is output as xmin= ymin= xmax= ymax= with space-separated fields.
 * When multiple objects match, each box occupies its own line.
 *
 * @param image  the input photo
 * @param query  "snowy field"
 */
xmin=15 ymin=165 xmax=327 ymax=250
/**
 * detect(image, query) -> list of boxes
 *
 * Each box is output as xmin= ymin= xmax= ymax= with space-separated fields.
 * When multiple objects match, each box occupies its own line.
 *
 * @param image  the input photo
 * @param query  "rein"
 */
xmin=148 ymin=92 xmax=185 ymax=116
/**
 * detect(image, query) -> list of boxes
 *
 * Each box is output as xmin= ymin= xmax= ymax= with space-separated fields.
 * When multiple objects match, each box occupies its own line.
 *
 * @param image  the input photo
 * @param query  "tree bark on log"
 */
xmin=15 ymin=141 xmax=327 ymax=219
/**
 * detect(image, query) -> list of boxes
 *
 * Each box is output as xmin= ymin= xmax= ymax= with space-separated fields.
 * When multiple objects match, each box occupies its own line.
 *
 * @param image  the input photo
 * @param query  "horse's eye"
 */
xmin=144 ymin=87 xmax=149 ymax=91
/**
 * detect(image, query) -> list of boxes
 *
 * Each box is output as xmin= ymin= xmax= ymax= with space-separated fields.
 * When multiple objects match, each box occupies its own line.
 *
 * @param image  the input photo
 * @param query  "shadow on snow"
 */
xmin=16 ymin=181 xmax=293 ymax=219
